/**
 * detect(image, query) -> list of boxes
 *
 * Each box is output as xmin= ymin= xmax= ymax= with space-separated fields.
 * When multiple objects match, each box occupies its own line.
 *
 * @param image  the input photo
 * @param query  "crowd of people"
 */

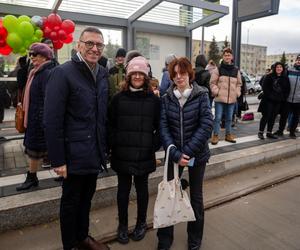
xmin=257 ymin=56 xmax=300 ymax=139
xmin=5 ymin=25 xmax=299 ymax=250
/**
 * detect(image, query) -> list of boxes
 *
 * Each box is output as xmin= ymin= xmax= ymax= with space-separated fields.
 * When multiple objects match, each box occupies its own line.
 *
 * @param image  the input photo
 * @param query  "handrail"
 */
xmin=0 ymin=77 xmax=17 ymax=82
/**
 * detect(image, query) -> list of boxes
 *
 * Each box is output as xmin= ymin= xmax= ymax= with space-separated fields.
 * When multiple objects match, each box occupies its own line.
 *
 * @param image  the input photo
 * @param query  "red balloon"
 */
xmin=0 ymin=39 xmax=5 ymax=47
xmin=54 ymin=25 xmax=60 ymax=31
xmin=47 ymin=13 xmax=62 ymax=29
xmin=0 ymin=44 xmax=12 ymax=55
xmin=49 ymin=31 xmax=58 ymax=41
xmin=42 ymin=17 xmax=48 ymax=29
xmin=53 ymin=40 xmax=63 ymax=49
xmin=61 ymin=19 xmax=75 ymax=34
xmin=43 ymin=26 xmax=52 ymax=38
xmin=63 ymin=34 xmax=73 ymax=44
xmin=58 ymin=29 xmax=67 ymax=41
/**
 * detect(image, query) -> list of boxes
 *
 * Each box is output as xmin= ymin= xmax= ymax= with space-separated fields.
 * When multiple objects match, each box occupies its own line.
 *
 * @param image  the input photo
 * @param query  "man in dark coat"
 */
xmin=44 ymin=27 xmax=109 ymax=250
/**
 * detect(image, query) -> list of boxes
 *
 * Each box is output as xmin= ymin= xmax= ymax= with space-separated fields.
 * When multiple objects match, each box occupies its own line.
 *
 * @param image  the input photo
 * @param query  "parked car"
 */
xmin=254 ymin=81 xmax=262 ymax=92
xmin=241 ymin=72 xmax=254 ymax=94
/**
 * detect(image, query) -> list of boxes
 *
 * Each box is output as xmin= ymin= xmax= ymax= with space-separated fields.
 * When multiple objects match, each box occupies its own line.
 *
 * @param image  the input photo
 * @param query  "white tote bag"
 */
xmin=153 ymin=145 xmax=196 ymax=229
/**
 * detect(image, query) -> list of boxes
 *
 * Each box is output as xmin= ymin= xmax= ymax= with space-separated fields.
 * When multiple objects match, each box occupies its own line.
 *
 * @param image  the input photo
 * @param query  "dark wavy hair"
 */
xmin=121 ymin=73 xmax=152 ymax=92
xmin=168 ymin=57 xmax=195 ymax=82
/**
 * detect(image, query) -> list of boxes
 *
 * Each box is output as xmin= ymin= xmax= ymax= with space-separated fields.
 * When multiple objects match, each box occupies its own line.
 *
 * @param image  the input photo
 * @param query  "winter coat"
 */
xmin=210 ymin=62 xmax=242 ymax=104
xmin=160 ymin=69 xmax=173 ymax=96
xmin=160 ymin=82 xmax=213 ymax=165
xmin=108 ymin=64 xmax=126 ymax=101
xmin=108 ymin=90 xmax=160 ymax=175
xmin=287 ymin=66 xmax=300 ymax=103
xmin=262 ymin=73 xmax=290 ymax=102
xmin=194 ymin=66 xmax=211 ymax=98
xmin=44 ymin=54 xmax=109 ymax=175
xmin=23 ymin=61 xmax=56 ymax=152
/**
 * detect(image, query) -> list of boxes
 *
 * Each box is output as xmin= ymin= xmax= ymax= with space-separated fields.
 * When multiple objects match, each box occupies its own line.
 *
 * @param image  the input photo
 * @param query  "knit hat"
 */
xmin=115 ymin=48 xmax=127 ymax=58
xmin=30 ymin=43 xmax=53 ymax=60
xmin=126 ymin=56 xmax=149 ymax=76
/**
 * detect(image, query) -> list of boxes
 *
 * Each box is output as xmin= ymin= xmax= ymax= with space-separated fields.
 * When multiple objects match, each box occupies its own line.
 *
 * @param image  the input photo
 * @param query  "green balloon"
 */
xmin=19 ymin=47 xmax=27 ymax=55
xmin=18 ymin=21 xmax=34 ymax=39
xmin=3 ymin=15 xmax=18 ymax=33
xmin=6 ymin=33 xmax=22 ymax=49
xmin=35 ymin=29 xmax=43 ymax=39
xmin=18 ymin=15 xmax=31 ymax=24
xmin=24 ymin=40 xmax=32 ymax=49
xmin=32 ymin=36 xmax=39 ymax=43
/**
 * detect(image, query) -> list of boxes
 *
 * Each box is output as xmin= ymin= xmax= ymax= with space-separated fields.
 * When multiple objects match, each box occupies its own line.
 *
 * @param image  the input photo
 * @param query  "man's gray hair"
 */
xmin=79 ymin=27 xmax=103 ymax=39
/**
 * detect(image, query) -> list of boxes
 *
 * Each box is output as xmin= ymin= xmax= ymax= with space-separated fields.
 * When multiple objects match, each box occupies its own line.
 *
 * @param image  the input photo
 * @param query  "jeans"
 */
xmin=117 ymin=173 xmax=149 ymax=226
xmin=60 ymin=174 xmax=98 ymax=250
xmin=213 ymin=102 xmax=235 ymax=135
xmin=288 ymin=103 xmax=300 ymax=134
xmin=157 ymin=163 xmax=206 ymax=249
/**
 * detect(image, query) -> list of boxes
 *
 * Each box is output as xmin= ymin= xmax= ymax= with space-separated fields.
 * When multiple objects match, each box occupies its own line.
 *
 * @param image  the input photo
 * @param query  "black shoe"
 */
xmin=131 ymin=222 xmax=147 ymax=241
xmin=54 ymin=176 xmax=64 ymax=182
xmin=289 ymin=133 xmax=297 ymax=139
xmin=273 ymin=130 xmax=284 ymax=136
xmin=117 ymin=225 xmax=129 ymax=244
xmin=258 ymin=132 xmax=264 ymax=140
xmin=16 ymin=171 xmax=39 ymax=191
xmin=266 ymin=132 xmax=278 ymax=139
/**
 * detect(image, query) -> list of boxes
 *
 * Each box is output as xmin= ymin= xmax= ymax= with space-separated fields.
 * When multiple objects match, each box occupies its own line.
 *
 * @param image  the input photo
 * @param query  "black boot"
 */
xmin=16 ymin=171 xmax=39 ymax=191
xmin=117 ymin=224 xmax=129 ymax=244
xmin=258 ymin=132 xmax=264 ymax=140
xmin=131 ymin=222 xmax=147 ymax=241
xmin=266 ymin=132 xmax=278 ymax=139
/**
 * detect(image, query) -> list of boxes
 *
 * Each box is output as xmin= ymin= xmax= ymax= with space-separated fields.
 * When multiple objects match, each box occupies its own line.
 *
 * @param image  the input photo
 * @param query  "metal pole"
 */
xmin=231 ymin=0 xmax=237 ymax=62
xmin=201 ymin=26 xmax=205 ymax=54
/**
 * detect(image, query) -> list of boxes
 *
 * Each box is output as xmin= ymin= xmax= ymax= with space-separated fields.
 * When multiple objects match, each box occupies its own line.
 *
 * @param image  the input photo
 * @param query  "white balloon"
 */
xmin=31 ymin=16 xmax=43 ymax=28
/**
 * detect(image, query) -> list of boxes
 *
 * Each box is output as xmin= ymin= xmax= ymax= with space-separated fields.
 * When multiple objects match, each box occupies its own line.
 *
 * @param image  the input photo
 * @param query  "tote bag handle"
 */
xmin=163 ymin=144 xmax=178 ymax=182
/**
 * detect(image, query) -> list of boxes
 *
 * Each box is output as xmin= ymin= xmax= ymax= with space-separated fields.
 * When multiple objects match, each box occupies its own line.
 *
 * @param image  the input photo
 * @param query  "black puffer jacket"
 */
xmin=160 ymin=82 xmax=213 ymax=165
xmin=262 ymin=73 xmax=290 ymax=102
xmin=108 ymin=90 xmax=160 ymax=175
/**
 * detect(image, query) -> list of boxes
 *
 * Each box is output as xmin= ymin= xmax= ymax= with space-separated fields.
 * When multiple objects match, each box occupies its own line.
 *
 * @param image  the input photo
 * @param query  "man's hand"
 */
xmin=54 ymin=165 xmax=67 ymax=178
xmin=179 ymin=154 xmax=190 ymax=166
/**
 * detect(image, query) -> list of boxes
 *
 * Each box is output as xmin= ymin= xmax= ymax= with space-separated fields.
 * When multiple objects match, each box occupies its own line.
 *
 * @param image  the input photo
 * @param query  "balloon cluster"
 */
xmin=42 ymin=13 xmax=75 ymax=50
xmin=0 ymin=13 xmax=75 ymax=56
xmin=2 ymin=15 xmax=43 ymax=55
xmin=0 ymin=19 xmax=12 ymax=55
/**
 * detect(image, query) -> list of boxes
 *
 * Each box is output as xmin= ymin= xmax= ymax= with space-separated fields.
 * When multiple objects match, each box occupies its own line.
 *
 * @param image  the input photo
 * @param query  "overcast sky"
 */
xmin=192 ymin=0 xmax=300 ymax=55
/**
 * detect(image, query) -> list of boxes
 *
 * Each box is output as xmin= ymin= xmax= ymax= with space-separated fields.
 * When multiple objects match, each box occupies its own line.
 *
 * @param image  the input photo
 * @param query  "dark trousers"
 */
xmin=157 ymin=163 xmax=206 ymax=249
xmin=117 ymin=173 xmax=149 ymax=226
xmin=276 ymin=101 xmax=290 ymax=132
xmin=60 ymin=174 xmax=98 ymax=250
xmin=288 ymin=102 xmax=300 ymax=134
xmin=259 ymin=101 xmax=281 ymax=133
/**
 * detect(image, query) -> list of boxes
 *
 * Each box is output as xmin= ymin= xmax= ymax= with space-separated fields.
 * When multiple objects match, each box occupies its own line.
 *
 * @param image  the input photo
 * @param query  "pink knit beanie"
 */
xmin=126 ymin=56 xmax=149 ymax=76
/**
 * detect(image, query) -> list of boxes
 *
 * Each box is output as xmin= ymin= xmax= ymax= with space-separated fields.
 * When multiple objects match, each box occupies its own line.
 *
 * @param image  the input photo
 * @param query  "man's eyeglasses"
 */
xmin=29 ymin=52 xmax=38 ymax=57
xmin=80 ymin=40 xmax=105 ymax=50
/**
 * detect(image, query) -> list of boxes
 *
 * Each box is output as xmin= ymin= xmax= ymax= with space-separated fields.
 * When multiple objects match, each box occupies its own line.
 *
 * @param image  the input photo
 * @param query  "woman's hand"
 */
xmin=179 ymin=154 xmax=190 ymax=166
xmin=54 ymin=165 xmax=67 ymax=178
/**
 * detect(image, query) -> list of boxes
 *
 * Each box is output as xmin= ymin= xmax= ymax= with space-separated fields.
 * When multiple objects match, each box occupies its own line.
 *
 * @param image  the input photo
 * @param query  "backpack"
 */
xmin=242 ymin=112 xmax=254 ymax=121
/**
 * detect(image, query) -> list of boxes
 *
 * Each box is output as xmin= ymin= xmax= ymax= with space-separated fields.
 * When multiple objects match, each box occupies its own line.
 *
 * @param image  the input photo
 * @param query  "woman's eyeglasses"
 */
xmin=80 ymin=40 xmax=105 ymax=50
xmin=29 ymin=52 xmax=38 ymax=57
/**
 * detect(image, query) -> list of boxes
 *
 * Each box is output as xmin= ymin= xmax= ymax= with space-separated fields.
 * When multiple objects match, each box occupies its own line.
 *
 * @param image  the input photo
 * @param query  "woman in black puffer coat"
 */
xmin=16 ymin=43 xmax=56 ymax=191
xmin=108 ymin=56 xmax=160 ymax=244
xmin=157 ymin=57 xmax=213 ymax=250
xmin=257 ymin=62 xmax=290 ymax=139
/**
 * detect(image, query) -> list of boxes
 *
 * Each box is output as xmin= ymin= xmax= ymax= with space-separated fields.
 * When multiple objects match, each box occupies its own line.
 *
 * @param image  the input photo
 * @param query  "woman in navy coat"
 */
xmin=157 ymin=57 xmax=213 ymax=250
xmin=16 ymin=43 xmax=56 ymax=191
